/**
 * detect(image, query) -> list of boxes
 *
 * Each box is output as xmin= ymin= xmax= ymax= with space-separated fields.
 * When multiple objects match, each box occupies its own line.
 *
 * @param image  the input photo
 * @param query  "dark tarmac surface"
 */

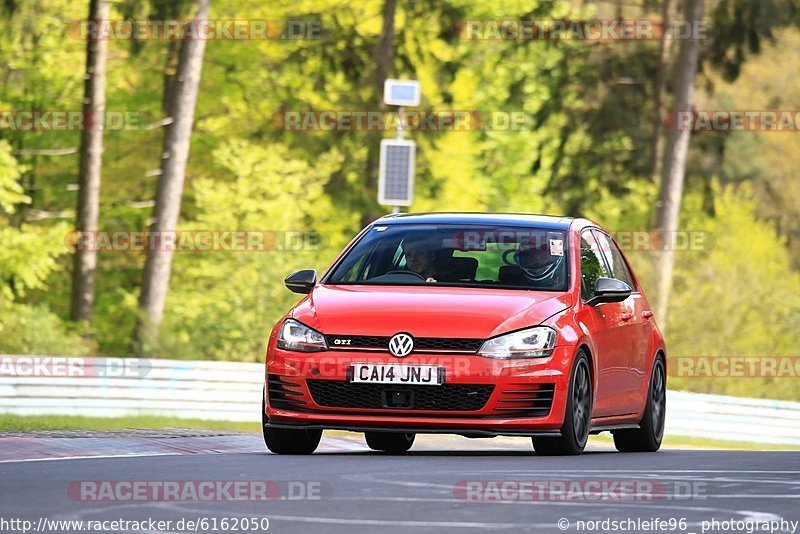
xmin=1 ymin=431 xmax=798 ymax=533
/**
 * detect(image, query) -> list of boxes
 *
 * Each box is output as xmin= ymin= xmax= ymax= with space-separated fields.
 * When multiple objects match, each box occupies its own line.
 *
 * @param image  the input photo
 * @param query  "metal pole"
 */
xmin=393 ymin=106 xmax=404 ymax=214
xmin=397 ymin=106 xmax=404 ymax=140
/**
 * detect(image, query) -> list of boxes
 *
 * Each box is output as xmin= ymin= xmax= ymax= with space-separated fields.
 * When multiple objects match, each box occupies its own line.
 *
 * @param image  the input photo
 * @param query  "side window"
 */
xmin=580 ymin=231 xmax=610 ymax=300
xmin=593 ymin=230 xmax=635 ymax=288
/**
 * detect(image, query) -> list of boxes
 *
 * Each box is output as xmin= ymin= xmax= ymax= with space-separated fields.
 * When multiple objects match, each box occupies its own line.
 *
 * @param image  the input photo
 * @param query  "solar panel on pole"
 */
xmin=378 ymin=139 xmax=415 ymax=207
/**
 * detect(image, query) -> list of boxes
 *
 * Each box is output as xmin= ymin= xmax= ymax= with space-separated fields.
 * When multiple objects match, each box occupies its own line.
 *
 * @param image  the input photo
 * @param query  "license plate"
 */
xmin=350 ymin=363 xmax=443 ymax=386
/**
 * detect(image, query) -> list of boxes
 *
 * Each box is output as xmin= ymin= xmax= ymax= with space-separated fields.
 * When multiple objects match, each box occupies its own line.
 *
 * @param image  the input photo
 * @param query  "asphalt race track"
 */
xmin=1 ymin=431 xmax=799 ymax=534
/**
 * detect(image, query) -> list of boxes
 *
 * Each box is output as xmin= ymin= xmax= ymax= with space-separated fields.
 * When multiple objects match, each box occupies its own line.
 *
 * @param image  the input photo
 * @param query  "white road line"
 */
xmin=332 ymin=495 xmax=800 ymax=503
xmin=0 ymin=452 xmax=180 ymax=464
xmin=264 ymin=514 xmax=529 ymax=528
xmin=488 ymin=470 xmax=800 ymax=474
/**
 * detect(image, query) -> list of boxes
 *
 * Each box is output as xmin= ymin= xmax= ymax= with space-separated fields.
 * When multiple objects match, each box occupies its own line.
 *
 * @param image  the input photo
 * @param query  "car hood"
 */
xmin=291 ymin=284 xmax=572 ymax=339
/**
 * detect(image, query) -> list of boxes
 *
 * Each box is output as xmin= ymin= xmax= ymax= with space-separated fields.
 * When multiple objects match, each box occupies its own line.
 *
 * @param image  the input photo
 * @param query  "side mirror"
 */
xmin=587 ymin=277 xmax=632 ymax=306
xmin=284 ymin=269 xmax=317 ymax=294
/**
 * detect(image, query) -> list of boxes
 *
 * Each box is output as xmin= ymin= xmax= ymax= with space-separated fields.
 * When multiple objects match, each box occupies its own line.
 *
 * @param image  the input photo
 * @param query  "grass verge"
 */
xmin=0 ymin=414 xmax=260 ymax=433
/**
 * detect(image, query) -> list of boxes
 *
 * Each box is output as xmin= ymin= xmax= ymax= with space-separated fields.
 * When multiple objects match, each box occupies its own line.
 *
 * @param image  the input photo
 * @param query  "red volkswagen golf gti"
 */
xmin=262 ymin=213 xmax=666 ymax=455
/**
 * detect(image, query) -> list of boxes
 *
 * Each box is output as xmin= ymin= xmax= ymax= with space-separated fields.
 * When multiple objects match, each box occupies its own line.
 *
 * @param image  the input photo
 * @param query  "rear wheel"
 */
xmin=262 ymin=387 xmax=322 ymax=454
xmin=365 ymin=431 xmax=415 ymax=453
xmin=613 ymin=356 xmax=666 ymax=453
xmin=532 ymin=351 xmax=592 ymax=456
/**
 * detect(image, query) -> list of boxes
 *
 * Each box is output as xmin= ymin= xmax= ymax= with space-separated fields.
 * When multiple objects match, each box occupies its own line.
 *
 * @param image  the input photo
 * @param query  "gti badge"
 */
xmin=388 ymin=333 xmax=414 ymax=358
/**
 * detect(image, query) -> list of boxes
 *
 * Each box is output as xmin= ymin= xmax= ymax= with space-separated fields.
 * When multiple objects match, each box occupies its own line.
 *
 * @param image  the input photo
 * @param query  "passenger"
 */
xmin=517 ymin=243 xmax=565 ymax=288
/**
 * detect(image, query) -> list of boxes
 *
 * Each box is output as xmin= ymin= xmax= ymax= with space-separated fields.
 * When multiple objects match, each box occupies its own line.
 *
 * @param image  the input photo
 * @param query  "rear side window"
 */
xmin=592 ymin=230 xmax=635 ymax=288
xmin=580 ymin=230 xmax=610 ymax=300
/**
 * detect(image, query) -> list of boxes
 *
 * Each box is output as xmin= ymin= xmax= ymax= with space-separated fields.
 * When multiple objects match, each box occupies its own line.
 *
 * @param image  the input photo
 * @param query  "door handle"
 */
xmin=642 ymin=311 xmax=654 ymax=319
xmin=620 ymin=313 xmax=633 ymax=322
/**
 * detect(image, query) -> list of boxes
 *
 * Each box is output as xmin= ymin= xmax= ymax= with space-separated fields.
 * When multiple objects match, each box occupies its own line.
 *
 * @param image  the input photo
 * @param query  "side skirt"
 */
xmin=589 ymin=424 xmax=640 ymax=435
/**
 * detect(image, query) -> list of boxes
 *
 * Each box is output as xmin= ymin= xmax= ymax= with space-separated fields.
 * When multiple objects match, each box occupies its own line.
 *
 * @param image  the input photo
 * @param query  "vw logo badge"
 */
xmin=388 ymin=333 xmax=414 ymax=358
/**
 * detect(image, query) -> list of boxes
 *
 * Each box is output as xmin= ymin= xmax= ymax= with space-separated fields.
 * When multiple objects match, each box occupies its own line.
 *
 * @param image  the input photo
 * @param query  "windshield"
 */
xmin=326 ymin=224 xmax=569 ymax=291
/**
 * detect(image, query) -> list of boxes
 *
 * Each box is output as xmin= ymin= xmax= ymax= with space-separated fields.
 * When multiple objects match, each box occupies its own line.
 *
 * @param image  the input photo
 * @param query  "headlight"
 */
xmin=478 ymin=326 xmax=557 ymax=359
xmin=276 ymin=319 xmax=327 ymax=352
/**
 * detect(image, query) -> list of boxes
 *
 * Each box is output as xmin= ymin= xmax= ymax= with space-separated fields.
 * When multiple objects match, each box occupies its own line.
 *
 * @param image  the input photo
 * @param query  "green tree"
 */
xmin=0 ymin=141 xmax=88 ymax=354
xmin=666 ymin=183 xmax=800 ymax=399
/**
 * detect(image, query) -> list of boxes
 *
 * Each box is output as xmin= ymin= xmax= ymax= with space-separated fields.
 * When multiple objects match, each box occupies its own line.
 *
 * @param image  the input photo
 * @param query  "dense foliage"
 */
xmin=0 ymin=0 xmax=798 ymax=400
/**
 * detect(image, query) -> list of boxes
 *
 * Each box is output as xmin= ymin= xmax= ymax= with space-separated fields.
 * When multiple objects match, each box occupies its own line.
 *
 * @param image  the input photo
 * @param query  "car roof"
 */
xmin=375 ymin=212 xmax=575 ymax=230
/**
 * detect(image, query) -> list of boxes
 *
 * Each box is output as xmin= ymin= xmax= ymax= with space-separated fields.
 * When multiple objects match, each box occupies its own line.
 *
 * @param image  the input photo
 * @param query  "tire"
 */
xmin=613 ymin=356 xmax=666 ymax=453
xmin=262 ymin=386 xmax=322 ymax=455
xmin=365 ymin=431 xmax=415 ymax=453
xmin=532 ymin=351 xmax=592 ymax=456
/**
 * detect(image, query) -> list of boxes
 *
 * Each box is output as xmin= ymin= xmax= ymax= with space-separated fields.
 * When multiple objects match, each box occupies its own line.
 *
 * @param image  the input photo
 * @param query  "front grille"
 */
xmin=493 ymin=383 xmax=555 ymax=418
xmin=324 ymin=335 xmax=483 ymax=353
xmin=417 ymin=338 xmax=483 ymax=352
xmin=267 ymin=374 xmax=308 ymax=411
xmin=307 ymin=379 xmax=493 ymax=411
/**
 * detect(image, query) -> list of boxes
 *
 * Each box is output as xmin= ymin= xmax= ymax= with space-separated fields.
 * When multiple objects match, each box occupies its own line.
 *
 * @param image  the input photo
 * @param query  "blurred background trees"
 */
xmin=0 ymin=0 xmax=798 ymax=398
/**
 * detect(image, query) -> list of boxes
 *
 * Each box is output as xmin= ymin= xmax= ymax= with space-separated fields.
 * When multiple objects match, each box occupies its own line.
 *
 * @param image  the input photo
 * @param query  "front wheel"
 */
xmin=532 ymin=351 xmax=592 ymax=456
xmin=263 ymin=426 xmax=322 ymax=455
xmin=365 ymin=431 xmax=415 ymax=453
xmin=613 ymin=356 xmax=666 ymax=453
xmin=262 ymin=387 xmax=322 ymax=454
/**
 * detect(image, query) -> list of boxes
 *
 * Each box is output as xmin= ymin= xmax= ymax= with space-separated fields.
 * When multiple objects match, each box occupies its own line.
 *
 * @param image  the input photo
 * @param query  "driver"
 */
xmin=402 ymin=235 xmax=440 ymax=282
xmin=517 ymin=241 xmax=565 ymax=288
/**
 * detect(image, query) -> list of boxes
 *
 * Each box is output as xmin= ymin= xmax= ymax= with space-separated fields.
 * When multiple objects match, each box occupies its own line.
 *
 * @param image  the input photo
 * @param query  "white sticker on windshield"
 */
xmin=374 ymin=226 xmax=388 ymax=232
xmin=550 ymin=239 xmax=564 ymax=256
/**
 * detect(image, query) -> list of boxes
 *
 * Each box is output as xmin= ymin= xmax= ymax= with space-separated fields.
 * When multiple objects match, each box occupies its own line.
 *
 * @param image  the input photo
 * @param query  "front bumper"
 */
xmin=264 ymin=345 xmax=574 ymax=433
